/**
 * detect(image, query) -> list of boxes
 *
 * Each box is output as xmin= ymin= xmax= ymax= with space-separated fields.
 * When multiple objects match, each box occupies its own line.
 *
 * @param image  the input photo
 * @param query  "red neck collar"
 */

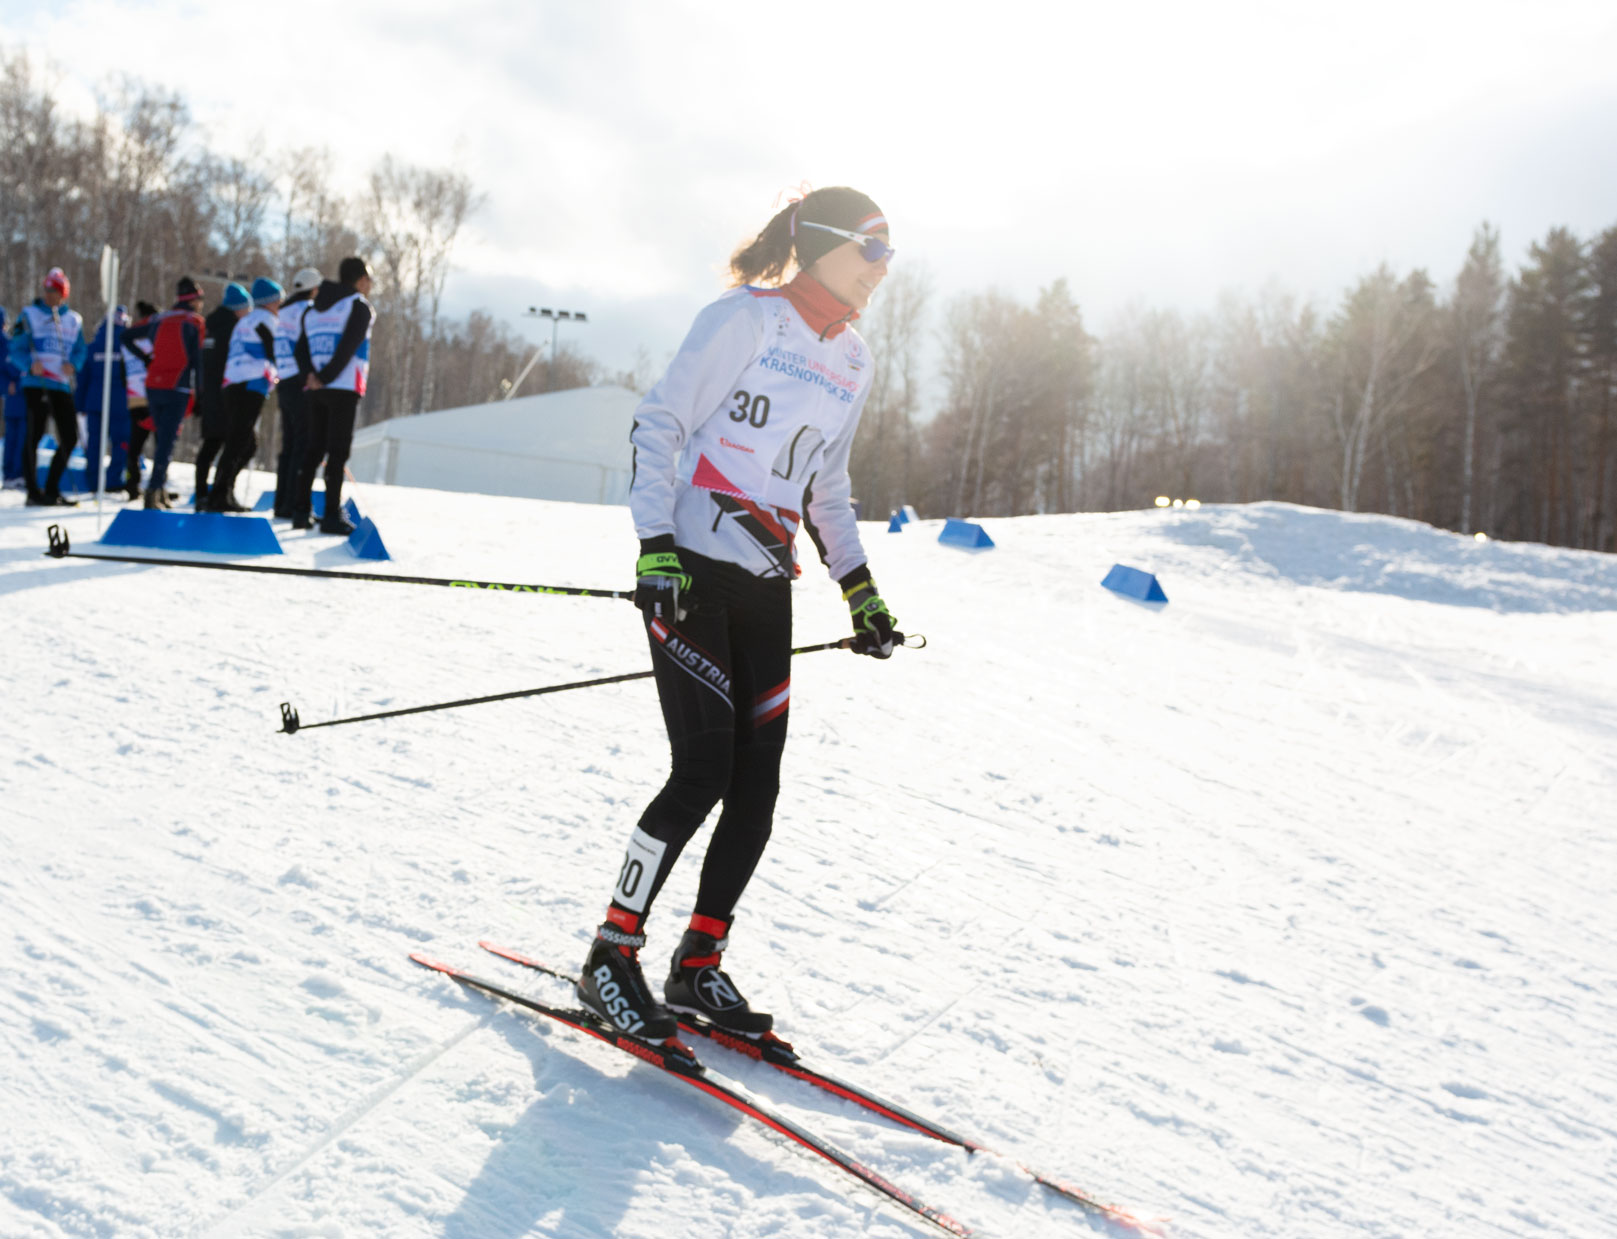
xmin=782 ymin=272 xmax=859 ymax=340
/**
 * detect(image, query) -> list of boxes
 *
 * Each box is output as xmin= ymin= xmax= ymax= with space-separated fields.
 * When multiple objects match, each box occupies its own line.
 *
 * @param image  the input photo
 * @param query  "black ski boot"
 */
xmin=576 ymin=912 xmax=678 ymax=1041
xmin=664 ymin=915 xmax=773 ymax=1036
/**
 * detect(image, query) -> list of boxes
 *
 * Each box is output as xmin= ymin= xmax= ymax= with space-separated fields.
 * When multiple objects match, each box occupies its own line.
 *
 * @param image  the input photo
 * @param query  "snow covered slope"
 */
xmin=2 ymin=486 xmax=1614 ymax=1239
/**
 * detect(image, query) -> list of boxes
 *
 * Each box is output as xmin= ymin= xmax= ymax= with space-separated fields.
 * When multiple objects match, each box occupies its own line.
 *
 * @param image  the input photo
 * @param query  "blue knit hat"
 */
xmin=222 ymin=282 xmax=250 ymax=310
xmin=251 ymin=277 xmax=284 ymax=308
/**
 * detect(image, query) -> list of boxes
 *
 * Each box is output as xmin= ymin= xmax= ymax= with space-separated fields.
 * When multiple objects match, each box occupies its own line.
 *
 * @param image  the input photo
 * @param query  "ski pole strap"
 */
xmin=43 ymin=524 xmax=633 ymax=600
xmin=279 ymin=633 xmax=924 ymax=734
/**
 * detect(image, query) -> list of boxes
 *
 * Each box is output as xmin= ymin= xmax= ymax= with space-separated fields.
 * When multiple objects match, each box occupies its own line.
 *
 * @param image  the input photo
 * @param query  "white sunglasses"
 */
xmin=797 ymin=221 xmax=895 ymax=264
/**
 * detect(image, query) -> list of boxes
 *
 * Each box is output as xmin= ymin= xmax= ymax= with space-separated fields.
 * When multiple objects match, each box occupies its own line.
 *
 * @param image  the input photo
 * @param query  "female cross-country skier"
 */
xmin=576 ymin=186 xmax=900 ymax=1042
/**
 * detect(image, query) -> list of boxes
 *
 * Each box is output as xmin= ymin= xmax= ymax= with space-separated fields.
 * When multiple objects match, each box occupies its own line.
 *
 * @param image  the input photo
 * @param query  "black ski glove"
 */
xmin=634 ymin=537 xmax=692 ymax=623
xmin=840 ymin=566 xmax=897 ymax=658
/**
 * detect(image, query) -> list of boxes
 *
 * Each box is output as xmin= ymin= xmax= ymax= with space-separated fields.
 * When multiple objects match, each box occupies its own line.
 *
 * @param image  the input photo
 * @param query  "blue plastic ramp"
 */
xmin=938 ymin=518 xmax=994 ymax=549
xmin=251 ymin=490 xmax=360 ymax=523
xmin=1101 ymin=563 xmax=1168 ymax=603
xmin=311 ymin=491 xmax=362 ymax=525
xmin=100 ymin=510 xmax=284 ymax=556
xmin=346 ymin=516 xmax=390 ymax=561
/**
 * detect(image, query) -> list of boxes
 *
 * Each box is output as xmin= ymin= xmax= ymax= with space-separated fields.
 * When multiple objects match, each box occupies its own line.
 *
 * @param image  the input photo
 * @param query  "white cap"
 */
xmin=291 ymin=267 xmax=323 ymax=292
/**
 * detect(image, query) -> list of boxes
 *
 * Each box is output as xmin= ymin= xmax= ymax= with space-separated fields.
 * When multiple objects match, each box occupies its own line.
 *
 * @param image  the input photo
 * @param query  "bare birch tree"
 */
xmin=1451 ymin=223 xmax=1505 ymax=533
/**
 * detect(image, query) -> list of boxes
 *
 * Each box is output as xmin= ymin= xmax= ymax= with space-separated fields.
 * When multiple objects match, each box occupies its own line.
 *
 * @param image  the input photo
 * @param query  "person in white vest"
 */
xmin=194 ymin=282 xmax=250 ymax=510
xmin=290 ymin=256 xmax=373 ymax=535
xmin=8 ymin=267 xmax=89 ymax=505
xmin=271 ymin=267 xmax=320 ymax=518
xmin=206 ymin=277 xmax=283 ymax=511
xmin=572 ymin=186 xmax=900 ymax=1044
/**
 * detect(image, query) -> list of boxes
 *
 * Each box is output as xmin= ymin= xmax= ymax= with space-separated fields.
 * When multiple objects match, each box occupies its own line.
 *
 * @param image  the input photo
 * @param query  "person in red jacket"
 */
xmin=124 ymin=276 xmax=205 ymax=509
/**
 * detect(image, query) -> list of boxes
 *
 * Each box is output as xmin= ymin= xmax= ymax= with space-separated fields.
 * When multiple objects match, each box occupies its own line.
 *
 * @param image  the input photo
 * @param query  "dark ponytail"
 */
xmin=729 ymin=202 xmax=798 ymax=287
xmin=729 ymin=186 xmax=886 ymax=287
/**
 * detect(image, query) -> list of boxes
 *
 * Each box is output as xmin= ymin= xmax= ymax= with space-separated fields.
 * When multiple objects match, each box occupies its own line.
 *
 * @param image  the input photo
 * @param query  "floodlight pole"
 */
xmin=514 ymin=306 xmax=588 ymax=397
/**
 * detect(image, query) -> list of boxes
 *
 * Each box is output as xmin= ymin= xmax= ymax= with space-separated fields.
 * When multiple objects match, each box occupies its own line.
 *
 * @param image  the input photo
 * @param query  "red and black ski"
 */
xmin=409 ymin=952 xmax=972 ymax=1237
xmin=477 ymin=939 xmax=1155 ymax=1234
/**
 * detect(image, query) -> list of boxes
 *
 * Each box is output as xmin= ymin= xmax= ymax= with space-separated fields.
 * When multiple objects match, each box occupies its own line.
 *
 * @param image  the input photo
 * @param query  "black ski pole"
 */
xmin=278 ymin=633 xmax=922 ymax=735
xmin=43 ymin=524 xmax=633 ymax=600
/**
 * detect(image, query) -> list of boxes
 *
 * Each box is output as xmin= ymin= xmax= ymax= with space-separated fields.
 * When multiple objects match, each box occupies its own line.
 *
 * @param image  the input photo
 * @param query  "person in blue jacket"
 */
xmin=1 ymin=305 xmax=27 ymax=490
xmin=76 ymin=305 xmax=132 ymax=495
xmin=10 ymin=267 xmax=90 ymax=505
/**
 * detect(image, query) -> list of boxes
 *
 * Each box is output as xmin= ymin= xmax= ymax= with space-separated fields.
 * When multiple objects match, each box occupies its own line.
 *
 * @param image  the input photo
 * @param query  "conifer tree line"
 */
xmin=0 ymin=50 xmax=612 ymax=431
xmin=854 ymin=224 xmax=1617 ymax=553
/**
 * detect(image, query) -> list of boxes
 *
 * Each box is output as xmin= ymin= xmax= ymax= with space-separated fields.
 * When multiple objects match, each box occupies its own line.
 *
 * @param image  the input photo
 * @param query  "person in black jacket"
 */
xmin=272 ymin=268 xmax=321 ymax=517
xmin=291 ymin=257 xmax=374 ymax=535
xmin=206 ymin=278 xmax=284 ymax=512
xmin=194 ymin=282 xmax=250 ymax=510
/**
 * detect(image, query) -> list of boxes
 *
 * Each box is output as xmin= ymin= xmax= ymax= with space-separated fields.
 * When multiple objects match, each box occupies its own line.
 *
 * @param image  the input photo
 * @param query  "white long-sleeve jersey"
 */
xmin=628 ymin=285 xmax=874 ymax=582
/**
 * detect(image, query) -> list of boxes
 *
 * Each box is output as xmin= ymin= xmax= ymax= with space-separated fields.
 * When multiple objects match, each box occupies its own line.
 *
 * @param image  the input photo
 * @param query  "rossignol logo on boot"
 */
xmin=695 ymin=967 xmax=744 ymax=1011
xmin=592 ymin=964 xmax=646 ymax=1034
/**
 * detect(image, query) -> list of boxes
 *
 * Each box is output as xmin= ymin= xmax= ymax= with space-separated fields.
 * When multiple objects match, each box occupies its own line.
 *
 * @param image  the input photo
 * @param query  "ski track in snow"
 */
xmin=3 ymin=480 xmax=1616 ymax=1239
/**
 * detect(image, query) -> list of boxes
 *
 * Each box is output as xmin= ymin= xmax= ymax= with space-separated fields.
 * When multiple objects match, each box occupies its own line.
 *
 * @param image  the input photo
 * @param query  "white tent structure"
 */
xmin=347 ymin=385 xmax=640 ymax=505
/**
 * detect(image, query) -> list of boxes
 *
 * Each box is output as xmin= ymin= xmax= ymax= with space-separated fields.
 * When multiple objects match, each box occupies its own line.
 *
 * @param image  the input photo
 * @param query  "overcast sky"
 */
xmin=4 ymin=0 xmax=1616 ymax=375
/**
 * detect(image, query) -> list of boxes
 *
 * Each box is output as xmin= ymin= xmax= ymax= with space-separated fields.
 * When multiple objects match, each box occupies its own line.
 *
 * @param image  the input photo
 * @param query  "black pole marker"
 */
xmin=44 ymin=524 xmax=633 ymax=600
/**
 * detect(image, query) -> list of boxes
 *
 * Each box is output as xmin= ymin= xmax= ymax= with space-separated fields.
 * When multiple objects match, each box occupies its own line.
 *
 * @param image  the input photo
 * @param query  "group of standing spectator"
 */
xmin=3 ymin=256 xmax=375 ymax=535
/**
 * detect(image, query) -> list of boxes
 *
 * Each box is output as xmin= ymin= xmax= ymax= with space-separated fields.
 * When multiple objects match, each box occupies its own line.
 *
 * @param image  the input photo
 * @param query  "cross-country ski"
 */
xmin=476 ymin=940 xmax=1155 ymax=1233
xmin=411 ymin=951 xmax=975 ymax=1237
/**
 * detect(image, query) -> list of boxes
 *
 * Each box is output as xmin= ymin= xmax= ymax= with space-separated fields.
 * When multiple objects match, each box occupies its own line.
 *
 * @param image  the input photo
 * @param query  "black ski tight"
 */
xmin=615 ymin=552 xmax=792 ymax=926
xmin=24 ymin=386 xmax=77 ymax=496
xmin=210 ymin=385 xmax=266 ymax=502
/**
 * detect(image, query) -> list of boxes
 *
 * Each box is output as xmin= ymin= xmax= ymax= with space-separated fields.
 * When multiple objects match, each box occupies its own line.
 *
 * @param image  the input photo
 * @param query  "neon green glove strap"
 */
xmin=636 ymin=550 xmax=691 ymax=591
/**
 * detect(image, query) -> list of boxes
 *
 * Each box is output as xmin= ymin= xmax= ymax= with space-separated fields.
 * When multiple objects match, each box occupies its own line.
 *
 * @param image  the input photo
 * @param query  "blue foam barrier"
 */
xmin=890 ymin=507 xmax=912 ymax=526
xmin=1101 ymin=563 xmax=1168 ymax=603
xmin=887 ymin=513 xmax=905 ymax=532
xmin=938 ymin=518 xmax=995 ymax=549
xmin=252 ymin=491 xmax=276 ymax=512
xmin=100 ymin=509 xmax=284 ymax=556
xmin=347 ymin=516 xmax=390 ymax=560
